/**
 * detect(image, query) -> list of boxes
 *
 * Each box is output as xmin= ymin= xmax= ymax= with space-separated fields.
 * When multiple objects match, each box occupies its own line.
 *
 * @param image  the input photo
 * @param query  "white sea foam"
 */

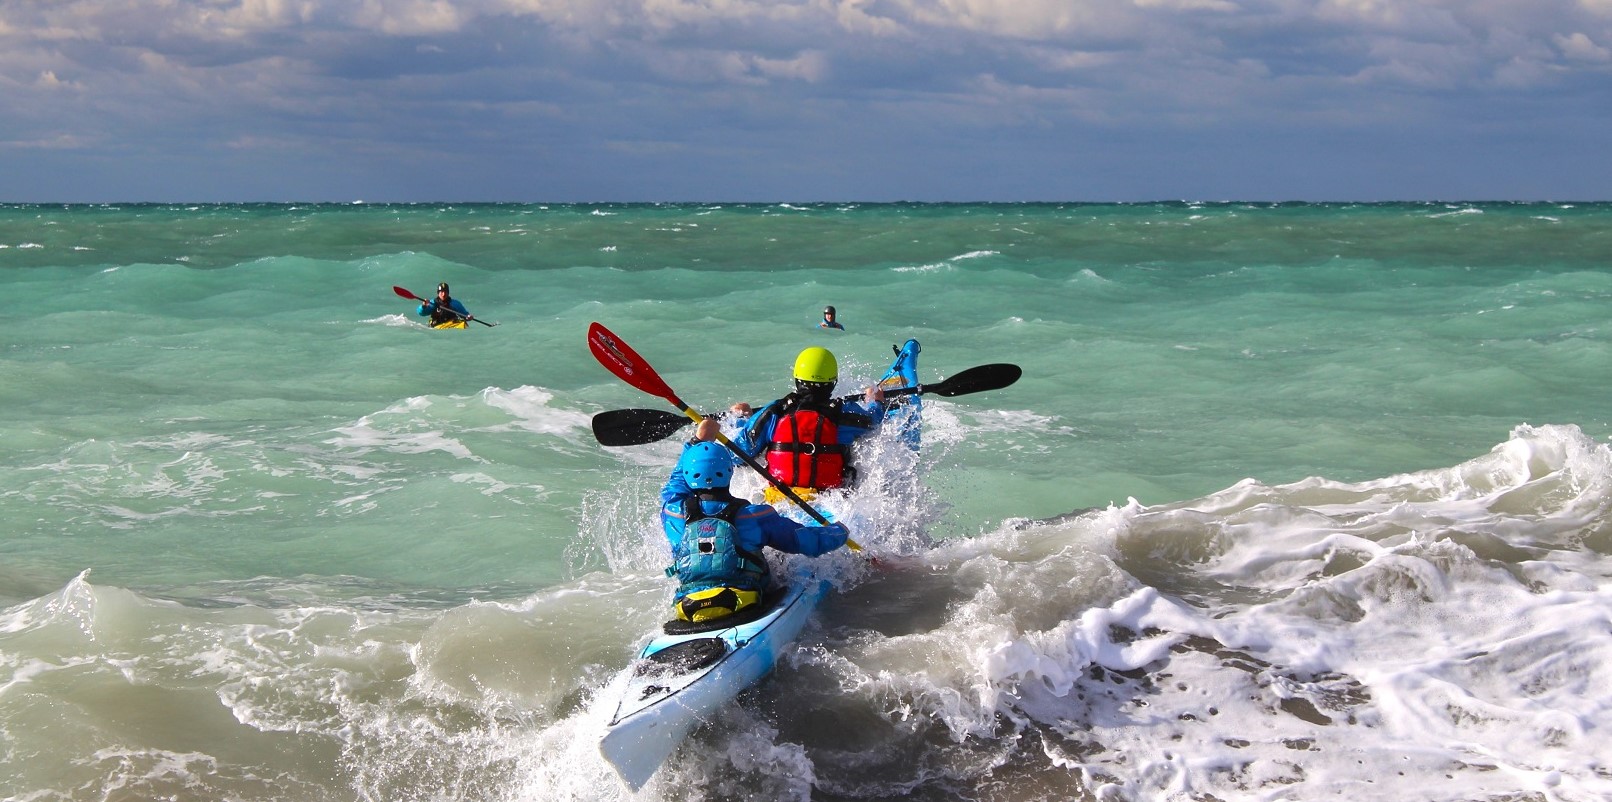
xmin=327 ymin=419 xmax=475 ymax=459
xmin=785 ymin=423 xmax=1612 ymax=801
xmin=449 ymin=471 xmax=550 ymax=503
xmin=477 ymin=385 xmax=592 ymax=438
xmin=328 ymin=397 xmax=478 ymax=459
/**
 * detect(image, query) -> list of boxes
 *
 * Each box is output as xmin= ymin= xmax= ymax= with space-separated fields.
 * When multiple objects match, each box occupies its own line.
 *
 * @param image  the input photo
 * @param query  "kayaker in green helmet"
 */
xmin=730 ymin=347 xmax=885 ymax=501
xmin=660 ymin=420 xmax=851 ymax=623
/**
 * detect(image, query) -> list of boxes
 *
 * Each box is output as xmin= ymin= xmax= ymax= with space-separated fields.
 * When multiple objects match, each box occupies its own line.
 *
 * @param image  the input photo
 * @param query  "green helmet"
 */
xmin=792 ymin=347 xmax=838 ymax=384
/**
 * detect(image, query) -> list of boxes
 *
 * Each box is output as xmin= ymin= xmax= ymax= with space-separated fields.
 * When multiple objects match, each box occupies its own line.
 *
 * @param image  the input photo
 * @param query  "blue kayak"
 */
xmin=599 ymin=339 xmax=922 ymax=790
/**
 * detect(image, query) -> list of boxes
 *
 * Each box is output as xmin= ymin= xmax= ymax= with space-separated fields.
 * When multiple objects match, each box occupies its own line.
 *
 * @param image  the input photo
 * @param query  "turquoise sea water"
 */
xmin=3 ymin=202 xmax=1610 ymax=801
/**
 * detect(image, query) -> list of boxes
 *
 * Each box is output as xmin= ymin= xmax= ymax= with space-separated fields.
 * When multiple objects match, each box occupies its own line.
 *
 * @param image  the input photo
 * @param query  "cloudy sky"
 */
xmin=3 ymin=0 xmax=1610 ymax=202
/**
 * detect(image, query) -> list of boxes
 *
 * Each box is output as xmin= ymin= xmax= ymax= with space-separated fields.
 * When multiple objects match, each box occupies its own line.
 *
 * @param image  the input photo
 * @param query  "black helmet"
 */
xmin=437 ymin=282 xmax=450 ymax=294
xmin=823 ymin=305 xmax=836 ymax=315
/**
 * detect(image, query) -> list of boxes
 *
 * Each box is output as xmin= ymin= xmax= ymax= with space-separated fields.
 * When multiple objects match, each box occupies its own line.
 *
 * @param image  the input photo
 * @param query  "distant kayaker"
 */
xmin=819 ymin=305 xmax=844 ymax=330
xmin=730 ymin=347 xmax=885 ymax=497
xmin=417 ymin=282 xmax=473 ymax=326
xmin=660 ymin=420 xmax=850 ymax=623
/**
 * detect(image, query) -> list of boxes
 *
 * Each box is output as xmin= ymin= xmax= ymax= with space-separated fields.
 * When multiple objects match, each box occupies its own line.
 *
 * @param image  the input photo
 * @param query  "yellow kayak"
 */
xmin=432 ymin=319 xmax=468 ymax=329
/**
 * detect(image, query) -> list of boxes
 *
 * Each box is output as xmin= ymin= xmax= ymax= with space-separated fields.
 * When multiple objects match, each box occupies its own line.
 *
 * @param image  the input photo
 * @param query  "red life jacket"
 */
xmin=763 ymin=399 xmax=849 ymax=489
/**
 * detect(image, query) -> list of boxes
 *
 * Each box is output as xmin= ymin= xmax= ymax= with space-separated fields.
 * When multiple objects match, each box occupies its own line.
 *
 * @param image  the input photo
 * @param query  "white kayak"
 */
xmin=599 ymin=561 xmax=831 ymax=790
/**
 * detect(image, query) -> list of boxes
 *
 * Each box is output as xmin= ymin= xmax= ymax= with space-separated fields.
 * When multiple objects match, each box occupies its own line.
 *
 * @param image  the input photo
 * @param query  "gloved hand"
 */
xmin=823 ymin=522 xmax=850 ymax=549
xmin=794 ymin=521 xmax=851 ymax=556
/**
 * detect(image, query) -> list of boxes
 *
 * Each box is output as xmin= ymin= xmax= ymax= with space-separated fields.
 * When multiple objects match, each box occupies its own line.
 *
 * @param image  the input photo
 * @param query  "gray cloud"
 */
xmin=2 ymin=0 xmax=1609 ymax=200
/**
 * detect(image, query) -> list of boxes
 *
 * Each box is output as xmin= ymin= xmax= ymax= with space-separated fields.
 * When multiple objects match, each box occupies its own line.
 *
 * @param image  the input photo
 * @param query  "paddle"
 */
xmin=587 ymin=322 xmax=859 ymax=551
xmin=392 ymin=285 xmax=497 ymax=327
xmin=592 ymin=407 xmax=699 ymax=448
xmin=590 ymin=362 xmax=1023 ymax=447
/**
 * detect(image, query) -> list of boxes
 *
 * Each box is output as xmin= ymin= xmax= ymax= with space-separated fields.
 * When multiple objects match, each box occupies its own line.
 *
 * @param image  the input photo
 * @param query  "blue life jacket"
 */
xmin=667 ymin=497 xmax=768 ymax=596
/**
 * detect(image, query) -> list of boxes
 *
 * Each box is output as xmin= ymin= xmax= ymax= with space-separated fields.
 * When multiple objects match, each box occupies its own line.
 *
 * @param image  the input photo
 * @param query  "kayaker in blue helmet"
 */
xmin=417 ymin=282 xmax=474 ymax=326
xmin=730 ymin=347 xmax=885 ymax=499
xmin=660 ymin=420 xmax=850 ymax=623
xmin=819 ymin=305 xmax=844 ymax=330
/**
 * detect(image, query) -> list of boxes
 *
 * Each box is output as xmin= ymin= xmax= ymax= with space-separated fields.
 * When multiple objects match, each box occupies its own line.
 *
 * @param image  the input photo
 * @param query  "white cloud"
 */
xmin=1349 ymin=42 xmax=1473 ymax=89
xmin=0 ymin=132 xmax=95 ymax=149
xmin=638 ymin=0 xmax=784 ymax=28
xmin=891 ymin=0 xmax=1135 ymax=40
xmin=1133 ymin=0 xmax=1238 ymax=11
xmin=637 ymin=46 xmax=826 ymax=85
xmin=35 ymin=69 xmax=78 ymax=89
xmin=1492 ymin=55 xmax=1556 ymax=88
xmin=828 ymin=0 xmax=911 ymax=37
xmin=1555 ymin=31 xmax=1611 ymax=61
xmin=191 ymin=0 xmax=317 ymax=37
xmin=352 ymin=0 xmax=466 ymax=35
xmin=1315 ymin=0 xmax=1471 ymax=42
xmin=753 ymin=49 xmax=829 ymax=82
xmin=1029 ymin=47 xmax=1123 ymax=72
xmin=24 ymin=24 xmax=99 ymax=43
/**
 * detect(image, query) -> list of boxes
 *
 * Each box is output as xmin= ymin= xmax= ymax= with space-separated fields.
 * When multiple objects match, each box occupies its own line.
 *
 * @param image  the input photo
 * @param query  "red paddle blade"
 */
xmin=393 ymin=285 xmax=421 ymax=300
xmin=588 ymin=322 xmax=676 ymax=401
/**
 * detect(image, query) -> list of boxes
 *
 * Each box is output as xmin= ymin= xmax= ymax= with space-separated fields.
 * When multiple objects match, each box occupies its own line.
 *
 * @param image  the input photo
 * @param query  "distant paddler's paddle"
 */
xmin=392 ymin=285 xmax=497 ymax=327
xmin=587 ymin=321 xmax=859 ymax=551
xmin=590 ymin=362 xmax=1023 ymax=447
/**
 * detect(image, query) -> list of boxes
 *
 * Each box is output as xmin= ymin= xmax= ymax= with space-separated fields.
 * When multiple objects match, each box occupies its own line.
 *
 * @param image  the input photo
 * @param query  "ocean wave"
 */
xmin=5 ymin=425 xmax=1612 ymax=800
xmin=776 ymin=422 xmax=1612 ymax=801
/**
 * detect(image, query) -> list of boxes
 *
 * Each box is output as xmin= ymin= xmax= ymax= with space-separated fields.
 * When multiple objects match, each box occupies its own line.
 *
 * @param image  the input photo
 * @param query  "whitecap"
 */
xmin=449 ymin=471 xmax=549 ymax=502
xmin=325 ymin=409 xmax=477 ymax=460
xmin=476 ymin=386 xmax=591 ymax=438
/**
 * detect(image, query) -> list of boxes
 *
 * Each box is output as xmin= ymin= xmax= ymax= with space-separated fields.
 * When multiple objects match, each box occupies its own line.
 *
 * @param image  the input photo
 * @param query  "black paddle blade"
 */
xmin=591 ymin=363 xmax=1022 ymax=447
xmin=592 ymin=408 xmax=691 ymax=447
xmin=925 ymin=363 xmax=1021 ymax=397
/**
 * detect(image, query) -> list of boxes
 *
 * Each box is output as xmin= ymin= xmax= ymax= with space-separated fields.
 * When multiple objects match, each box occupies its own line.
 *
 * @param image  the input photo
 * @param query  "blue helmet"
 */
xmin=679 ymin=442 xmax=734 ymax=489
